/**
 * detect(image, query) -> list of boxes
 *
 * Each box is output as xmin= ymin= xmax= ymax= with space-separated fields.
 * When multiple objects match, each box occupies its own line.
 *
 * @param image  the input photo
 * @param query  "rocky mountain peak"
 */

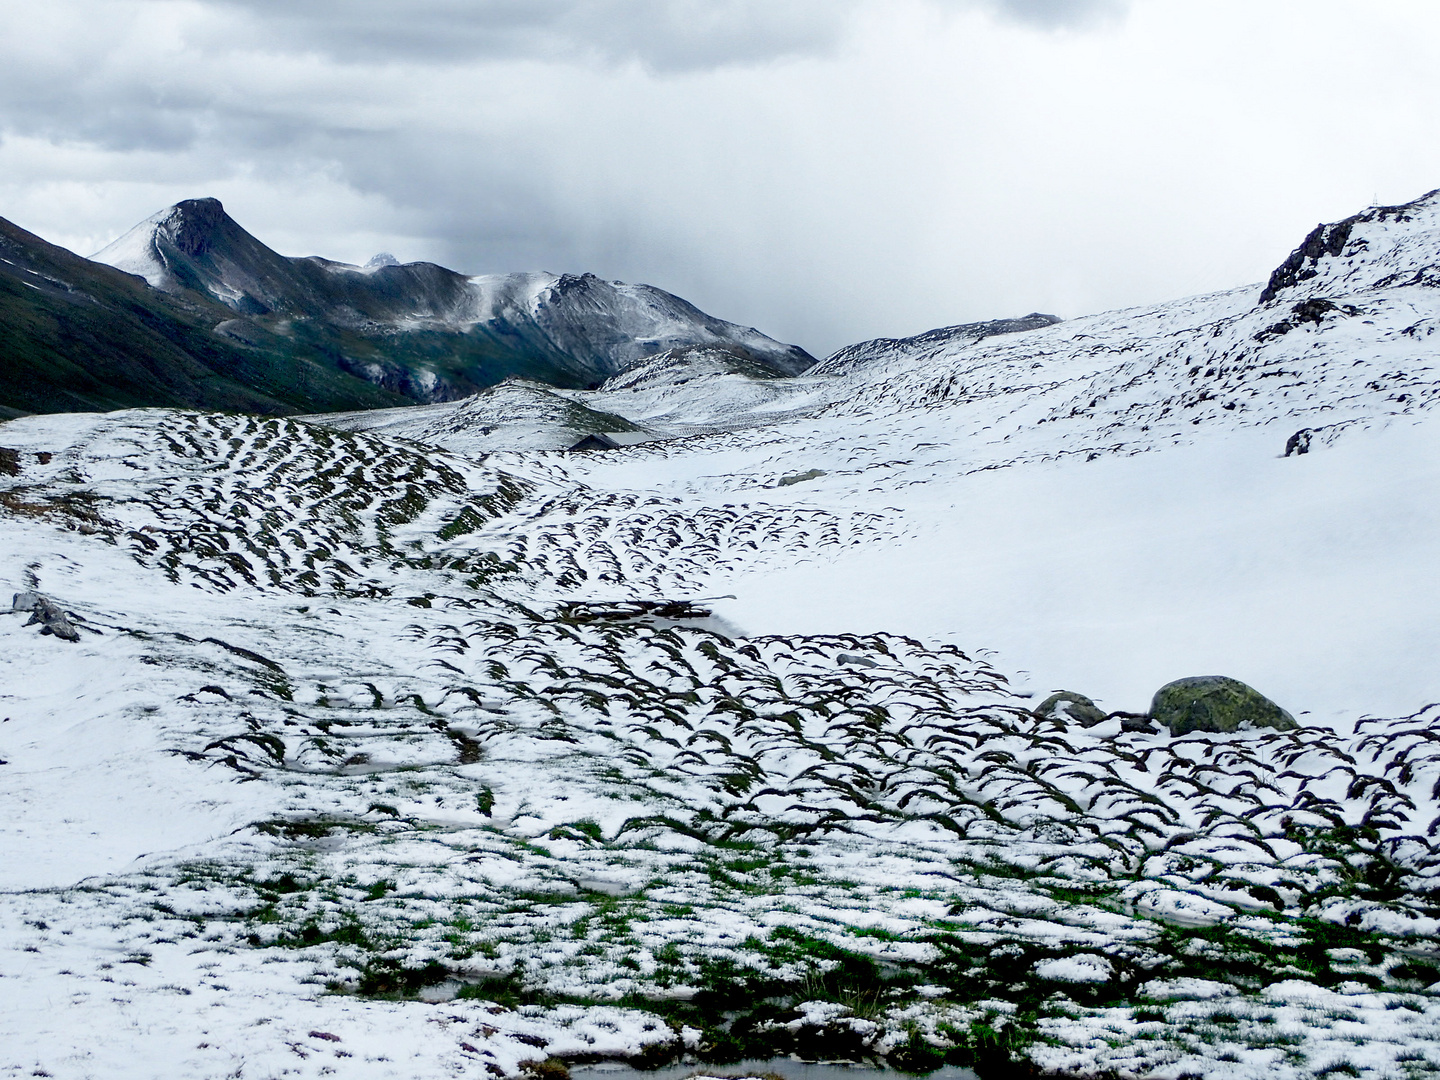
xmin=159 ymin=197 xmax=229 ymax=258
xmin=83 ymin=199 xmax=815 ymax=402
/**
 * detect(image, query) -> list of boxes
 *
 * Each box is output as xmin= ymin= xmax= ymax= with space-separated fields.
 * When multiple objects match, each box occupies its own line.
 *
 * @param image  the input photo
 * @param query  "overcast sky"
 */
xmin=3 ymin=0 xmax=1439 ymax=355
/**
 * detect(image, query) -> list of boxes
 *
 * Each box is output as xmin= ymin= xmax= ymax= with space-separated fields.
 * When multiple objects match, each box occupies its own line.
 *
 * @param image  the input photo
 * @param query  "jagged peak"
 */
xmin=157 ymin=197 xmax=229 ymax=257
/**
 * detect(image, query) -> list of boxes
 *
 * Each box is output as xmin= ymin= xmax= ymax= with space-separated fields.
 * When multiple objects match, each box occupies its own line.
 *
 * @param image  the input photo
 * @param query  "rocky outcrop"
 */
xmin=1258 ymin=188 xmax=1440 ymax=304
xmin=1150 ymin=676 xmax=1298 ymax=736
xmin=1259 ymin=219 xmax=1358 ymax=304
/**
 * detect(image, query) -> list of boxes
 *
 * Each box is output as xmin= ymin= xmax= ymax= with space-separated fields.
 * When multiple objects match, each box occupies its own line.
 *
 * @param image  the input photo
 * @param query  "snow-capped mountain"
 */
xmin=357 ymin=189 xmax=1438 ymax=464
xmin=0 ymin=211 xmax=409 ymax=416
xmin=90 ymin=198 xmax=815 ymax=401
xmin=5 ymin=188 xmax=1440 ymax=1080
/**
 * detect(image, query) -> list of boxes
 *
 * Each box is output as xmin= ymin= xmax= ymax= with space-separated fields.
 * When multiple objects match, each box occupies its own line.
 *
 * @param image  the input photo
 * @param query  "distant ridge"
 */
xmin=813 ymin=313 xmax=1061 ymax=375
xmin=89 ymin=197 xmax=816 ymax=402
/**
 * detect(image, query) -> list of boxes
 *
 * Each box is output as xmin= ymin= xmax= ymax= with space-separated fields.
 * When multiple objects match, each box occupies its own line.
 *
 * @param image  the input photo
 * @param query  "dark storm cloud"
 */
xmin=211 ymin=0 xmax=854 ymax=70
xmin=0 ymin=0 xmax=1132 ymax=158
xmin=28 ymin=0 xmax=1423 ymax=363
xmin=0 ymin=0 xmax=860 ymax=155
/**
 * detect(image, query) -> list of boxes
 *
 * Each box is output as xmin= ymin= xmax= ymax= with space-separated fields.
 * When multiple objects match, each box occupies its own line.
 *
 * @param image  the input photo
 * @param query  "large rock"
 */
xmin=10 ymin=590 xmax=81 ymax=642
xmin=1034 ymin=691 xmax=1109 ymax=727
xmin=1150 ymin=676 xmax=1297 ymax=735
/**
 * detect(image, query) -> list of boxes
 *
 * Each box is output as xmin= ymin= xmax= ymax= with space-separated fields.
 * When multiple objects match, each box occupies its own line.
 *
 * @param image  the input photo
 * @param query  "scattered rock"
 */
xmin=1149 ymin=676 xmax=1298 ymax=736
xmin=1285 ymin=428 xmax=1312 ymax=456
xmin=1254 ymin=298 xmax=1350 ymax=342
xmin=777 ymin=468 xmax=826 ymax=486
xmin=1034 ymin=691 xmax=1109 ymax=727
xmin=1292 ymin=297 xmax=1338 ymax=324
xmin=0 ymin=447 xmax=19 ymax=477
xmin=1113 ymin=711 xmax=1160 ymax=734
xmin=10 ymin=591 xmax=81 ymax=642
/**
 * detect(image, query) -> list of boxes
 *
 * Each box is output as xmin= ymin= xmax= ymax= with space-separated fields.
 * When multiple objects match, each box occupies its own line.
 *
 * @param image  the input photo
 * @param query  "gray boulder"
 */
xmin=10 ymin=591 xmax=81 ymax=642
xmin=1150 ymin=676 xmax=1297 ymax=735
xmin=1034 ymin=691 xmax=1109 ymax=727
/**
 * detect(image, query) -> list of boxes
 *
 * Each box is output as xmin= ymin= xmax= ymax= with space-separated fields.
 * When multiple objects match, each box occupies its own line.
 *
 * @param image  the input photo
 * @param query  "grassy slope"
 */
xmin=0 ymin=216 xmax=412 ymax=416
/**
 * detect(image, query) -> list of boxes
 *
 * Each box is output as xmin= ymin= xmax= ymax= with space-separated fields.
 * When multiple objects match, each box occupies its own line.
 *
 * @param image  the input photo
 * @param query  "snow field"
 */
xmin=4 ymin=403 xmax=1440 ymax=1078
xmin=9 ymin=191 xmax=1440 ymax=1077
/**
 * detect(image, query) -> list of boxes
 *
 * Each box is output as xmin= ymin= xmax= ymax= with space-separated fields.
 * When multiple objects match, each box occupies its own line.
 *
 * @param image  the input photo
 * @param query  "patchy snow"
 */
xmin=1034 ymin=954 xmax=1113 ymax=983
xmin=9 ymin=187 xmax=1440 ymax=1078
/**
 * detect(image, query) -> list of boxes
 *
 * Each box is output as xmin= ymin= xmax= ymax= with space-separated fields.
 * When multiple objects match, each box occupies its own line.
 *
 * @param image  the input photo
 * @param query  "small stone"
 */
xmin=1034 ymin=691 xmax=1109 ymax=727
xmin=1150 ymin=676 xmax=1298 ymax=735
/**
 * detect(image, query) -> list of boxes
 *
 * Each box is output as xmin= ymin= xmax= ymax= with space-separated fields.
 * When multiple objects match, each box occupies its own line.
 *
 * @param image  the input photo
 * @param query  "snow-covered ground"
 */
xmin=699 ymin=420 xmax=1440 ymax=730
xmin=5 ymin=191 xmax=1440 ymax=1079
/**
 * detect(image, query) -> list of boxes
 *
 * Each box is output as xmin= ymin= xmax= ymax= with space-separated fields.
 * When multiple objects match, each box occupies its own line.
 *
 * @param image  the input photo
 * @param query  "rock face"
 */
xmin=1256 ymin=187 xmax=1440 ymax=305
xmin=1150 ymin=676 xmax=1298 ymax=735
xmin=1034 ymin=691 xmax=1109 ymax=727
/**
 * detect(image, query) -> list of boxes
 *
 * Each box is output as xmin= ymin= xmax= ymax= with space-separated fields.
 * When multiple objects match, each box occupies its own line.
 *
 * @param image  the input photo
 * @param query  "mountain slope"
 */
xmin=345 ymin=182 xmax=1439 ymax=457
xmin=91 ymin=198 xmax=816 ymax=401
xmin=812 ymin=311 xmax=1062 ymax=375
xmin=0 ymin=214 xmax=408 ymax=416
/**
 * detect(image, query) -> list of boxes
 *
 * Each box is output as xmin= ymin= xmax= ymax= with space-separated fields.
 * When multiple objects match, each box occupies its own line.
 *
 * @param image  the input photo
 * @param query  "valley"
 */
xmin=3 ymin=190 xmax=1440 ymax=1080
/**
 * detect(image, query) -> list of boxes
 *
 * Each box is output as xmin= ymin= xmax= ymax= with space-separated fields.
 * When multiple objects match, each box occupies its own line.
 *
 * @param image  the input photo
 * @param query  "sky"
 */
xmin=2 ymin=0 xmax=1440 ymax=356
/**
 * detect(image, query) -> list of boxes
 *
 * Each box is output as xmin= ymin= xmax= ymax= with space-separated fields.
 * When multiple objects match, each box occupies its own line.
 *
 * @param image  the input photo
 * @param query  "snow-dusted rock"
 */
xmin=10 ymin=590 xmax=79 ymax=641
xmin=1150 ymin=675 xmax=1298 ymax=735
xmin=1033 ymin=691 xmax=1109 ymax=727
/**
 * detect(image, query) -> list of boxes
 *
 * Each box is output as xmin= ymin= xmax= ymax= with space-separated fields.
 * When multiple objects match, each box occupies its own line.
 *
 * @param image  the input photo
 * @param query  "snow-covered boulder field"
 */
xmin=5 ymin=190 xmax=1440 ymax=1079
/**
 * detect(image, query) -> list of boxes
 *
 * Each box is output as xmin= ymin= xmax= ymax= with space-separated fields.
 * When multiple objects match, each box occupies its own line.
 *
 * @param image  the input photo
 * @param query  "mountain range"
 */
xmin=323 ymin=189 xmax=1439 ymax=457
xmin=1 ymin=197 xmax=817 ymax=417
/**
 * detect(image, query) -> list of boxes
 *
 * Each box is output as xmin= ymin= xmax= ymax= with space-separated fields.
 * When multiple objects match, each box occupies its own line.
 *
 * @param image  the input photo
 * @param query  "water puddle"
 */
xmin=574 ymin=1059 xmax=979 ymax=1080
